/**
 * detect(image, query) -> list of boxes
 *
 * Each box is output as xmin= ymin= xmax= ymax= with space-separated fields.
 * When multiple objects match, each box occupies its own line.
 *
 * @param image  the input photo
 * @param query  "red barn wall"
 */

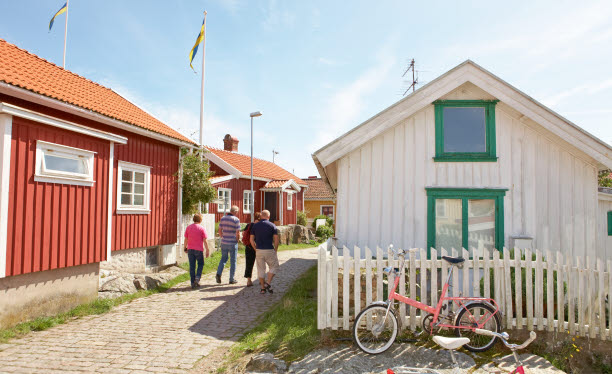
xmin=209 ymin=162 xmax=229 ymax=177
xmin=209 ymin=178 xmax=266 ymax=224
xmin=0 ymin=94 xmax=181 ymax=277
xmin=6 ymin=117 xmax=110 ymax=277
xmin=112 ymin=137 xmax=179 ymax=252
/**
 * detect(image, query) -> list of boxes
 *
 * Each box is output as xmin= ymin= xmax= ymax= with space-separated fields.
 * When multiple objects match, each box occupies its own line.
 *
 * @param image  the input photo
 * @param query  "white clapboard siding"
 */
xmin=334 ymin=84 xmax=601 ymax=263
xmin=318 ymin=244 xmax=612 ymax=341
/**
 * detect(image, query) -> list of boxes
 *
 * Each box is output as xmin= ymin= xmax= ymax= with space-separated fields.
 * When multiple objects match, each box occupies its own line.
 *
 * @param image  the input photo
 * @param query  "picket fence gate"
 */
xmin=317 ymin=245 xmax=612 ymax=341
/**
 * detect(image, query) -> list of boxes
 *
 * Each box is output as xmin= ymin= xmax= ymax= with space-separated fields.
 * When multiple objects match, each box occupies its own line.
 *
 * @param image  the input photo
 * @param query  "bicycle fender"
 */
xmin=454 ymin=301 xmax=502 ymax=324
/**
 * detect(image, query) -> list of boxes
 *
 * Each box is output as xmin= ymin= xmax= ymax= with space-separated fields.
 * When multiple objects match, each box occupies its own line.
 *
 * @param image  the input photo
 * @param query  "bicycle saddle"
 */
xmin=441 ymin=256 xmax=465 ymax=264
xmin=432 ymin=336 xmax=470 ymax=350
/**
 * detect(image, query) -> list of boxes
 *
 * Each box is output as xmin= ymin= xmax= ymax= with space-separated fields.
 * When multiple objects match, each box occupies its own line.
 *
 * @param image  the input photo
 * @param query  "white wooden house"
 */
xmin=313 ymin=60 xmax=612 ymax=261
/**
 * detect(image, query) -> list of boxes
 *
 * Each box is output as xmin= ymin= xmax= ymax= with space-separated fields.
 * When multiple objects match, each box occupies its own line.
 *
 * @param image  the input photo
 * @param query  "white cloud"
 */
xmin=262 ymin=0 xmax=295 ymax=31
xmin=310 ymin=52 xmax=396 ymax=151
xmin=317 ymin=57 xmax=340 ymax=66
xmin=444 ymin=1 xmax=612 ymax=72
xmin=543 ymin=78 xmax=612 ymax=107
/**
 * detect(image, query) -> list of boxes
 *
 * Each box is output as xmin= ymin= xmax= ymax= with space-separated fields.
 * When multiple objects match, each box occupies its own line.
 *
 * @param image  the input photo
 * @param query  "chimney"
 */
xmin=223 ymin=134 xmax=239 ymax=152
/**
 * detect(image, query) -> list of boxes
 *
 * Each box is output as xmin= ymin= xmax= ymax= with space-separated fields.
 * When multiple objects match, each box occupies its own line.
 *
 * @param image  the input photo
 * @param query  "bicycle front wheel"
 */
xmin=454 ymin=302 xmax=501 ymax=352
xmin=353 ymin=304 xmax=398 ymax=354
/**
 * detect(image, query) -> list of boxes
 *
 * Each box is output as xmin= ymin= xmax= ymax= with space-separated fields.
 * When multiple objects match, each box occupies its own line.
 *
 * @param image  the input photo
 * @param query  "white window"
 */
xmin=287 ymin=192 xmax=293 ymax=210
xmin=117 ymin=161 xmax=151 ymax=214
xmin=217 ymin=188 xmax=231 ymax=213
xmin=35 ymin=140 xmax=95 ymax=186
xmin=243 ymin=190 xmax=253 ymax=213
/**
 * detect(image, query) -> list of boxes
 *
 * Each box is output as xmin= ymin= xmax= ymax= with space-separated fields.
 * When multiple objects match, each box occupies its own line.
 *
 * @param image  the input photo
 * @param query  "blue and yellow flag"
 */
xmin=49 ymin=2 xmax=67 ymax=31
xmin=189 ymin=14 xmax=206 ymax=72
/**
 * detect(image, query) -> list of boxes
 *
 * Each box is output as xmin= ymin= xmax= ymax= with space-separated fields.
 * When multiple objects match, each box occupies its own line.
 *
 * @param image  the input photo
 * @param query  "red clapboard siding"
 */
xmin=281 ymin=191 xmax=298 ymax=225
xmin=209 ymin=178 xmax=267 ymax=224
xmin=112 ymin=136 xmax=179 ymax=251
xmin=6 ymin=117 xmax=110 ymax=277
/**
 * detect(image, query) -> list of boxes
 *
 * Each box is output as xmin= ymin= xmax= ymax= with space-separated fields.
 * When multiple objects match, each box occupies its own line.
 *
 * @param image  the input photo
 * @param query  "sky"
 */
xmin=1 ymin=1 xmax=611 ymax=177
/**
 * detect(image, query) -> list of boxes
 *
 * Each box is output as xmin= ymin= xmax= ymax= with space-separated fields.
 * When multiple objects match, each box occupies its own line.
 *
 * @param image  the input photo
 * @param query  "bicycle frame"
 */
xmin=383 ymin=252 xmax=500 ymax=333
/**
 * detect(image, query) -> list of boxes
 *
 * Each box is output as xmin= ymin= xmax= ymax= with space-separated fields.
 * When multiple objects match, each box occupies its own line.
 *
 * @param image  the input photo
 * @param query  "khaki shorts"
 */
xmin=256 ymin=250 xmax=279 ymax=278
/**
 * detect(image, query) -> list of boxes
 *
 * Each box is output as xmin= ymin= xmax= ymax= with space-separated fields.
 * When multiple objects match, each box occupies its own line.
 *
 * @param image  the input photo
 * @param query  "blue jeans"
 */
xmin=217 ymin=243 xmax=238 ymax=281
xmin=188 ymin=249 xmax=204 ymax=284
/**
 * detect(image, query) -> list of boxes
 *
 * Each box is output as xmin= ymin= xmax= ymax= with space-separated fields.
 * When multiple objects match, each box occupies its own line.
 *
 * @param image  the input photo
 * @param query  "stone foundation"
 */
xmin=101 ymin=244 xmax=182 ymax=273
xmin=0 ymin=262 xmax=99 ymax=329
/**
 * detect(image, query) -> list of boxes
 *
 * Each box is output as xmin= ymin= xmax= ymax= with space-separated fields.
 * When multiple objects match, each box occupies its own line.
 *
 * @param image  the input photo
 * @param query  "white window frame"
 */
xmin=117 ymin=161 xmax=151 ymax=214
xmin=287 ymin=191 xmax=293 ymax=210
xmin=320 ymin=205 xmax=334 ymax=218
xmin=34 ymin=140 xmax=96 ymax=187
xmin=217 ymin=188 xmax=231 ymax=213
xmin=243 ymin=190 xmax=253 ymax=214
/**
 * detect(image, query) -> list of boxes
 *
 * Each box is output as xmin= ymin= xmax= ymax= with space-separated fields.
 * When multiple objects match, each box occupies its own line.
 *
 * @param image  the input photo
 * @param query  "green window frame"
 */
xmin=426 ymin=187 xmax=507 ymax=257
xmin=608 ymin=211 xmax=612 ymax=236
xmin=434 ymin=100 xmax=499 ymax=162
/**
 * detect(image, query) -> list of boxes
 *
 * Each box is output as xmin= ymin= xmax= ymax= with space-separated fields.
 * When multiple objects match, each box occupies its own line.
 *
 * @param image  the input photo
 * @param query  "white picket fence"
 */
xmin=317 ymin=245 xmax=612 ymax=341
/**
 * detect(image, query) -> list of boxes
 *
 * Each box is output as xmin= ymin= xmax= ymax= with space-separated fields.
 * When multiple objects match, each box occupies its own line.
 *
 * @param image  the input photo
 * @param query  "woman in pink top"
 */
xmin=184 ymin=214 xmax=210 ymax=289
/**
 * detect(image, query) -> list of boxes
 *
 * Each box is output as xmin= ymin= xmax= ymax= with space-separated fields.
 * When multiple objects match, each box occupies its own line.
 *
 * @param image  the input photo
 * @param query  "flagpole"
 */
xmin=199 ymin=11 xmax=207 ymax=147
xmin=63 ymin=0 xmax=69 ymax=68
xmin=198 ymin=11 xmax=207 ymax=214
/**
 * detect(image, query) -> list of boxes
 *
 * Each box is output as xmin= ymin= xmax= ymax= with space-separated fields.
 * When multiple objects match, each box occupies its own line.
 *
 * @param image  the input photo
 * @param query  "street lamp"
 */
xmin=250 ymin=111 xmax=262 ymax=223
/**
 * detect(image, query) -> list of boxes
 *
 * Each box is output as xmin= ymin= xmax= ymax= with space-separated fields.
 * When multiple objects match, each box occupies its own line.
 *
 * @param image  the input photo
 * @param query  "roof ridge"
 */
xmin=204 ymin=146 xmax=279 ymax=165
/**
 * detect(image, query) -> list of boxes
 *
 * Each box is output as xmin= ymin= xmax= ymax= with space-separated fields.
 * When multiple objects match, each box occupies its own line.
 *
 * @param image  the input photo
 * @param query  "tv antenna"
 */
xmin=402 ymin=59 xmax=419 ymax=96
xmin=272 ymin=149 xmax=279 ymax=163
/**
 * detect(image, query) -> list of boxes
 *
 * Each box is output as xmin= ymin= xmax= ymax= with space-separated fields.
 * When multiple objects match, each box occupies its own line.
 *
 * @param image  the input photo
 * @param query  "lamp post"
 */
xmin=250 ymin=111 xmax=262 ymax=223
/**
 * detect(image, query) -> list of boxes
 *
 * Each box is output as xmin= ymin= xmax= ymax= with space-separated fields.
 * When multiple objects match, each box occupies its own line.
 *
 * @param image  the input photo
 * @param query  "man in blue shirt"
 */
xmin=217 ymin=205 xmax=240 ymax=284
xmin=250 ymin=210 xmax=279 ymax=294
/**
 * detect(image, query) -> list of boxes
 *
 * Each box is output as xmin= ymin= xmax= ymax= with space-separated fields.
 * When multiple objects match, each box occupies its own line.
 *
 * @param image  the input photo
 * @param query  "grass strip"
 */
xmin=0 ymin=243 xmax=317 ymax=345
xmin=223 ymin=265 xmax=320 ymax=369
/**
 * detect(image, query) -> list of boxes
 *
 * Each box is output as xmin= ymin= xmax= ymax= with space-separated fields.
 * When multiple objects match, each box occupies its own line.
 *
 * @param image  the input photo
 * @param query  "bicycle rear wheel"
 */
xmin=353 ymin=304 xmax=398 ymax=354
xmin=454 ymin=302 xmax=500 ymax=352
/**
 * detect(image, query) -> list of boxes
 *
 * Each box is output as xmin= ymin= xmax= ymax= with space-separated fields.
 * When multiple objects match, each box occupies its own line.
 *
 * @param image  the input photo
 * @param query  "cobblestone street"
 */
xmin=0 ymin=247 xmax=319 ymax=374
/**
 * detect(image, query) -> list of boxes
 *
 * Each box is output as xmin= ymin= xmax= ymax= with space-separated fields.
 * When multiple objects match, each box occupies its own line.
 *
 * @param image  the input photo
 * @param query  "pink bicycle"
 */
xmin=353 ymin=247 xmax=502 ymax=354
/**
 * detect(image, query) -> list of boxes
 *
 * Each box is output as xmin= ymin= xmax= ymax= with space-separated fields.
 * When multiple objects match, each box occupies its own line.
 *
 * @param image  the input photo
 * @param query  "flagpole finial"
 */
xmin=204 ymin=10 xmax=207 ymax=15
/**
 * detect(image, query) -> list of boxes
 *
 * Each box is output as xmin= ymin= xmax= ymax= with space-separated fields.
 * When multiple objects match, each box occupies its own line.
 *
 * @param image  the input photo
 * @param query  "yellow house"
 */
xmin=303 ymin=176 xmax=336 ymax=225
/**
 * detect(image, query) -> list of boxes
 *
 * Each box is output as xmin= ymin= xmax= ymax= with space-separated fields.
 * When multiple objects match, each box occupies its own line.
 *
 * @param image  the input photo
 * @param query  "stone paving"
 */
xmin=0 ymin=247 xmax=319 ymax=374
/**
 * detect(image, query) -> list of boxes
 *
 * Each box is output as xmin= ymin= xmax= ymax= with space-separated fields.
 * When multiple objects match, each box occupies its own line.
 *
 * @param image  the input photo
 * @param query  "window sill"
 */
xmin=34 ymin=174 xmax=95 ymax=187
xmin=433 ymin=156 xmax=498 ymax=162
xmin=116 ymin=208 xmax=151 ymax=215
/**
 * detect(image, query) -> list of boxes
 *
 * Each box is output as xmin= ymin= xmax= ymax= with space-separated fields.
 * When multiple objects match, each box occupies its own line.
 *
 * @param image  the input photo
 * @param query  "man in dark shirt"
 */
xmin=250 ymin=210 xmax=279 ymax=294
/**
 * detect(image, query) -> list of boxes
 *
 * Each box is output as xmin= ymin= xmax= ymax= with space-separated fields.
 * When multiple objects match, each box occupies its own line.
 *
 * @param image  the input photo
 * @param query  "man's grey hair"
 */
xmin=261 ymin=210 xmax=270 ymax=219
xmin=230 ymin=205 xmax=239 ymax=214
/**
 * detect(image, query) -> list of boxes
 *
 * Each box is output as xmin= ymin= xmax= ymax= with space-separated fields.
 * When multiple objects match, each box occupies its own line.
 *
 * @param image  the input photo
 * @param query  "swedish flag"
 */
xmin=189 ymin=13 xmax=207 ymax=72
xmin=49 ymin=2 xmax=67 ymax=31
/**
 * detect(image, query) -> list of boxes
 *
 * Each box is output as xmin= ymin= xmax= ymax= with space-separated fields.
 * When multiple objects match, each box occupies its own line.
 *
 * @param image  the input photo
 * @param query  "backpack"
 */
xmin=241 ymin=223 xmax=252 ymax=246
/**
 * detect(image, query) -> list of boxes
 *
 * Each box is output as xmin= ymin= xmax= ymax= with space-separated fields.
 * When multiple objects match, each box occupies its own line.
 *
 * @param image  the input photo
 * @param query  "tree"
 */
xmin=598 ymin=169 xmax=612 ymax=188
xmin=179 ymin=148 xmax=217 ymax=214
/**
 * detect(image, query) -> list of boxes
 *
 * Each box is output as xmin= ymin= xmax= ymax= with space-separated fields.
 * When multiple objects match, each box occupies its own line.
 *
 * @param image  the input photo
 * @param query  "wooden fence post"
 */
xmin=354 ymin=246 xmax=361 ymax=319
xmin=515 ymin=248 xmax=523 ymax=330
xmin=317 ymin=245 xmax=326 ymax=329
xmin=546 ymin=249 xmax=554 ymax=332
xmin=525 ymin=248 xmax=533 ymax=331
xmin=343 ymin=246 xmax=350 ymax=330
xmin=331 ymin=246 xmax=339 ymax=330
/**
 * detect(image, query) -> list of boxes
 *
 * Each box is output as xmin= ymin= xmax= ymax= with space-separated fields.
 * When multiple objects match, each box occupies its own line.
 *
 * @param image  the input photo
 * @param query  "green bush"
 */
xmin=316 ymin=225 xmax=334 ymax=240
xmin=311 ymin=214 xmax=333 ymax=229
xmin=297 ymin=210 xmax=308 ymax=226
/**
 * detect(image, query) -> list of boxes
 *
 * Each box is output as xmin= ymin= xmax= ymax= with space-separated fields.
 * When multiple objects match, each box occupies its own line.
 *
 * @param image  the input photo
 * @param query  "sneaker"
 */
xmin=216 ymin=274 xmax=221 ymax=284
xmin=229 ymin=280 xmax=238 ymax=284
xmin=195 ymin=277 xmax=201 ymax=286
xmin=190 ymin=283 xmax=196 ymax=289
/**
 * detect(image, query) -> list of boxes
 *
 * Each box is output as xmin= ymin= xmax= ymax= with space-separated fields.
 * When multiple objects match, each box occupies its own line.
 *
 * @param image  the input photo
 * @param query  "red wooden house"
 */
xmin=204 ymin=135 xmax=307 ymax=225
xmin=0 ymin=39 xmax=194 ymax=326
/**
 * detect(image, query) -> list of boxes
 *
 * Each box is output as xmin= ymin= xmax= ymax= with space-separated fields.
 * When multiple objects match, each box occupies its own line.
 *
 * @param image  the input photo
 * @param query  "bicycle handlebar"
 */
xmin=389 ymin=245 xmax=418 ymax=256
xmin=474 ymin=329 xmax=537 ymax=351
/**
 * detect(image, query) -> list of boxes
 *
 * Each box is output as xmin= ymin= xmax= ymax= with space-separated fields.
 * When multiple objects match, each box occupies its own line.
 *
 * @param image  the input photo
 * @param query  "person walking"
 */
xmin=217 ymin=205 xmax=241 ymax=284
xmin=242 ymin=212 xmax=261 ymax=287
xmin=250 ymin=210 xmax=280 ymax=294
xmin=184 ymin=214 xmax=210 ymax=289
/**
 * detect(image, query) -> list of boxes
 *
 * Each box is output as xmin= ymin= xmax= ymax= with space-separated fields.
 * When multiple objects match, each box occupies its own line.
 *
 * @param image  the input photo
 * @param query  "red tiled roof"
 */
xmin=303 ymin=178 xmax=335 ymax=200
xmin=0 ymin=39 xmax=193 ymax=144
xmin=263 ymin=180 xmax=288 ymax=188
xmin=204 ymin=146 xmax=307 ymax=185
